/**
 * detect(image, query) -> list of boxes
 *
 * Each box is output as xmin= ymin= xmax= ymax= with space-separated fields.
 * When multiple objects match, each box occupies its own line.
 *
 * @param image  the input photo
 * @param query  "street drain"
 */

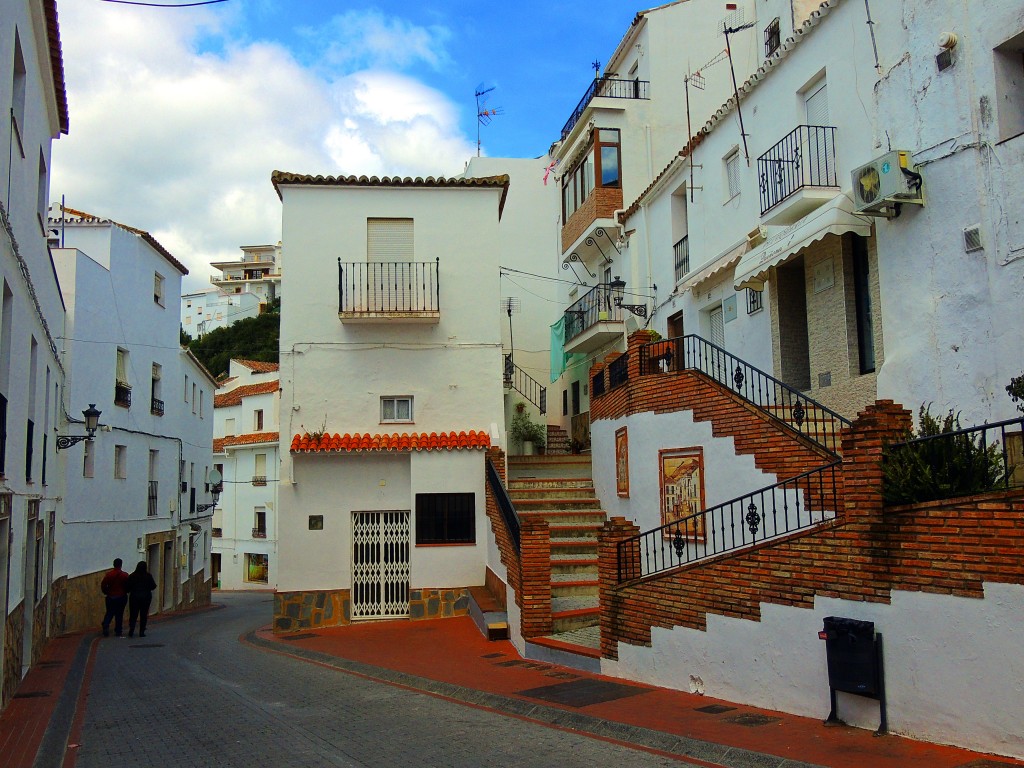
xmin=13 ymin=691 xmax=51 ymax=698
xmin=544 ymin=671 xmax=579 ymax=680
xmin=129 ymin=643 xmax=165 ymax=649
xmin=280 ymin=633 xmax=317 ymax=641
xmin=726 ymin=713 xmax=779 ymax=727
xmin=695 ymin=704 xmax=736 ymax=715
xmin=495 ymin=660 xmax=551 ymax=670
xmin=481 ymin=653 xmax=505 ymax=658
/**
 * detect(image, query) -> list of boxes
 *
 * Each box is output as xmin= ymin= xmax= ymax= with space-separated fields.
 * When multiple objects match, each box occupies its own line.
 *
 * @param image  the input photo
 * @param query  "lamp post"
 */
xmin=56 ymin=404 xmax=102 ymax=450
xmin=609 ymin=276 xmax=648 ymax=318
xmin=196 ymin=469 xmax=222 ymax=513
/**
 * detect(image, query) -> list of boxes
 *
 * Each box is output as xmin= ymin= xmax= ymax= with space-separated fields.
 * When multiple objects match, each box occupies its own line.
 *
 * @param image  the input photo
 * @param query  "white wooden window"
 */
xmin=254 ymin=453 xmax=267 ymax=477
xmin=116 ymin=348 xmax=129 ymax=385
xmin=254 ymin=409 xmax=264 ymax=431
xmin=224 ymin=418 xmax=235 ymax=436
xmin=725 ymin=150 xmax=741 ymax=199
xmin=381 ymin=396 xmax=413 ymax=423
xmin=154 ymin=272 xmax=165 ymax=305
xmin=367 ymin=218 xmax=414 ymax=262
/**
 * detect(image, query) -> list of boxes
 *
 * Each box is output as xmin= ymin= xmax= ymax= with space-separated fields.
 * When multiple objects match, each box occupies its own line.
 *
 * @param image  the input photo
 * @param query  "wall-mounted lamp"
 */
xmin=196 ymin=469 xmax=223 ymax=513
xmin=609 ymin=276 xmax=648 ymax=318
xmin=56 ymin=404 xmax=102 ymax=450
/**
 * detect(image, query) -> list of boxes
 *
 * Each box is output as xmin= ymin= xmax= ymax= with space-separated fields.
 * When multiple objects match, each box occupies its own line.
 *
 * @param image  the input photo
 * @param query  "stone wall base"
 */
xmin=273 ymin=587 xmax=472 ymax=633
xmin=2 ymin=603 xmax=24 ymax=711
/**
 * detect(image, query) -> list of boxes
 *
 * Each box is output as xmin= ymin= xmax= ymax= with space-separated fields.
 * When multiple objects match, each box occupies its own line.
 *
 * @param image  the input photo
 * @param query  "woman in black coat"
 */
xmin=126 ymin=561 xmax=157 ymax=638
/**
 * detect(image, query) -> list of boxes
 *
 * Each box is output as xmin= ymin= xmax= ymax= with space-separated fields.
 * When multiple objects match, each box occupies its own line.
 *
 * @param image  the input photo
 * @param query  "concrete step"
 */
xmin=509 ymin=478 xmax=596 ymax=490
xmin=551 ymin=595 xmax=600 ymax=634
xmin=514 ymin=498 xmax=603 ymax=512
xmin=509 ymin=487 xmax=597 ymax=500
xmin=519 ymin=509 xmax=607 ymax=525
xmin=551 ymin=538 xmax=598 ymax=557
xmin=468 ymin=586 xmax=509 ymax=641
xmin=550 ymin=560 xmax=598 ymax=578
xmin=551 ymin=577 xmax=599 ymax=598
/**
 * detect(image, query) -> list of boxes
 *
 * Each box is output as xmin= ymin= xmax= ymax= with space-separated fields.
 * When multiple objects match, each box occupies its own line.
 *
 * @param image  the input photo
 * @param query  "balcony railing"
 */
xmin=212 ymin=528 xmax=222 ymax=538
xmin=563 ymin=284 xmax=622 ymax=340
xmin=673 ymin=236 xmax=690 ymax=283
xmin=252 ymin=527 xmax=267 ymax=539
xmin=608 ymin=353 xmax=629 ymax=389
xmin=757 ymin=125 xmax=838 ymax=214
xmin=148 ymin=480 xmax=158 ymax=517
xmin=251 ymin=475 xmax=267 ymax=486
xmin=114 ymin=382 xmax=132 ymax=408
xmin=561 ymin=77 xmax=650 ymax=141
xmin=338 ymin=258 xmax=440 ymax=317
xmin=591 ymin=370 xmax=606 ymax=398
xmin=151 ymin=397 xmax=164 ymax=417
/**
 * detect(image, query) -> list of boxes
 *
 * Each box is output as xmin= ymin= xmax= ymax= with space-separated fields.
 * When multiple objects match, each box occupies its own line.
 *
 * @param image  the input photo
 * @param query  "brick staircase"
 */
xmin=545 ymin=425 xmax=571 ymax=455
xmin=508 ymin=454 xmax=603 ymax=658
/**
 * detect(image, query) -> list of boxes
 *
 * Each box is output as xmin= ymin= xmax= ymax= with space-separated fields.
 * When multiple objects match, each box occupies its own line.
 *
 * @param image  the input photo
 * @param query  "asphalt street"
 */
xmin=71 ymin=592 xmax=698 ymax=767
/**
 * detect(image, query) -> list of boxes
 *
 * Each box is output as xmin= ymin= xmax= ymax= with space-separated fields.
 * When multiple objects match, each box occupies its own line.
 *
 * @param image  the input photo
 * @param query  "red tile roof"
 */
xmin=214 ymin=432 xmax=280 ymax=452
xmin=236 ymin=359 xmax=279 ymax=373
xmin=44 ymin=0 xmax=69 ymax=135
xmin=291 ymin=431 xmax=491 ymax=453
xmin=214 ymin=380 xmax=279 ymax=408
xmin=53 ymin=206 xmax=188 ymax=275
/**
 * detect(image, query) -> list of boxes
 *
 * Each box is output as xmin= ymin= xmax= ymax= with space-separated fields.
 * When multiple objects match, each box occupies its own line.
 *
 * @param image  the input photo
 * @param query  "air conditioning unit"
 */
xmin=851 ymin=150 xmax=924 ymax=217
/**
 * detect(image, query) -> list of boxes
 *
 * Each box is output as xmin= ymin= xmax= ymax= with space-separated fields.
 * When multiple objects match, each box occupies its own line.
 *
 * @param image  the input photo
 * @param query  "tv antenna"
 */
xmin=723 ymin=20 xmax=756 ymax=165
xmin=502 ymin=297 xmax=521 ymax=371
xmin=475 ymin=85 xmax=503 ymax=156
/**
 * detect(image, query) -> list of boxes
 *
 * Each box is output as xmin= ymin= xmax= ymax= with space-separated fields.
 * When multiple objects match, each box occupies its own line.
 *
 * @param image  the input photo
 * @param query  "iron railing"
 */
xmin=638 ymin=334 xmax=851 ymax=455
xmin=884 ymin=416 xmax=1024 ymax=503
xmin=486 ymin=457 xmax=520 ymax=550
xmin=338 ymin=258 xmax=440 ymax=316
xmin=561 ymin=77 xmax=650 ymax=141
xmin=151 ymin=397 xmax=164 ymax=417
xmin=0 ymin=392 xmax=7 ymax=474
xmin=252 ymin=527 xmax=267 ymax=539
xmin=592 ymin=370 xmax=606 ymax=398
xmin=757 ymin=125 xmax=838 ymax=214
xmin=114 ymin=382 xmax=132 ymax=408
xmin=618 ymin=461 xmax=842 ymax=581
xmin=673 ymin=236 xmax=690 ymax=283
xmin=609 ymin=353 xmax=629 ymax=389
xmin=564 ymin=284 xmax=622 ymax=341
xmin=252 ymin=475 xmax=267 ymax=486
xmin=504 ymin=354 xmax=547 ymax=414
xmin=148 ymin=480 xmax=158 ymax=517
xmin=764 ymin=17 xmax=781 ymax=57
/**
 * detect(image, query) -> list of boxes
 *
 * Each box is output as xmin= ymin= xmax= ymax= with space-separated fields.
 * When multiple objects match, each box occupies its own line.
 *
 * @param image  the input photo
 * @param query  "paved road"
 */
xmin=72 ymin=592 xmax=696 ymax=767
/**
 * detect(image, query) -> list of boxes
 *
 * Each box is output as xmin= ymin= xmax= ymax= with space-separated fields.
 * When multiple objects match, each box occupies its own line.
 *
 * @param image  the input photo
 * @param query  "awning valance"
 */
xmin=733 ymin=194 xmax=873 ymax=291
xmin=684 ymin=240 xmax=748 ymax=292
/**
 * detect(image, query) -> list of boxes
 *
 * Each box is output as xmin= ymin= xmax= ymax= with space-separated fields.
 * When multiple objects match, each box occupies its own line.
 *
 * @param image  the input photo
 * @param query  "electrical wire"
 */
xmin=98 ymin=0 xmax=229 ymax=7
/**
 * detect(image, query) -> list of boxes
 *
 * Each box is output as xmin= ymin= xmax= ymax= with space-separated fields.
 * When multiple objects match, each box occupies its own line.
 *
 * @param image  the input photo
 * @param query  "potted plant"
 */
xmin=509 ymin=402 xmax=546 ymax=455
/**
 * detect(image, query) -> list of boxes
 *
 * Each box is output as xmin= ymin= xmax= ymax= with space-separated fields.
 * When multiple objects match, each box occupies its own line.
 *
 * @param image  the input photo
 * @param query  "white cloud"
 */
xmin=302 ymin=10 xmax=452 ymax=72
xmin=50 ymin=1 xmax=474 ymax=293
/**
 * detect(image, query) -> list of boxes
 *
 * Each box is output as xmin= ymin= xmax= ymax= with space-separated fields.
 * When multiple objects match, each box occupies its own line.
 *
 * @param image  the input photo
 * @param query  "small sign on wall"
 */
xmin=722 ymin=294 xmax=738 ymax=323
xmin=813 ymin=258 xmax=835 ymax=293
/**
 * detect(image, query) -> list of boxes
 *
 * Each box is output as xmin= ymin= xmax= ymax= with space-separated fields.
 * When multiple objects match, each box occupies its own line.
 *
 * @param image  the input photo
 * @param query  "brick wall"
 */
xmin=560 ymin=186 xmax=624 ymax=253
xmin=598 ymin=401 xmax=1024 ymax=658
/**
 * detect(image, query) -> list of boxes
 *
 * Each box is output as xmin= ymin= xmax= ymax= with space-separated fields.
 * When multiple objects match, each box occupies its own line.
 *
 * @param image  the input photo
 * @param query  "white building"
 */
xmin=209 ymin=242 xmax=282 ymax=308
xmin=212 ymin=358 xmax=280 ymax=591
xmin=0 ymin=0 xmax=69 ymax=706
xmin=51 ymin=206 xmax=217 ymax=631
xmin=181 ymin=289 xmax=261 ymax=340
xmin=274 ymin=172 xmax=507 ymax=631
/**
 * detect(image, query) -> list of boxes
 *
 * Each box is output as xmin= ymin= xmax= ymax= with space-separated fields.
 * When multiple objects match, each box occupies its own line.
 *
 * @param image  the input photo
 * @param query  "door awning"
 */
xmin=733 ymin=194 xmax=873 ymax=291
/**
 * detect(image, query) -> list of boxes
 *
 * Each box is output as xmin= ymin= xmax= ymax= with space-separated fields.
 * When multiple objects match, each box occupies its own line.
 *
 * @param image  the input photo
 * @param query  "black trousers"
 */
xmin=128 ymin=593 xmax=153 ymax=635
xmin=102 ymin=595 xmax=127 ymax=635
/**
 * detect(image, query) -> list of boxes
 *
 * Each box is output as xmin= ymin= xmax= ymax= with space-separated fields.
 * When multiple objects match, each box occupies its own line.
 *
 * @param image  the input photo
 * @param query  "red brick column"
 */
xmin=598 ymin=517 xmax=641 ymax=660
xmin=839 ymin=400 xmax=912 ymax=521
xmin=518 ymin=516 xmax=552 ymax=638
xmin=627 ymin=329 xmax=658 ymax=379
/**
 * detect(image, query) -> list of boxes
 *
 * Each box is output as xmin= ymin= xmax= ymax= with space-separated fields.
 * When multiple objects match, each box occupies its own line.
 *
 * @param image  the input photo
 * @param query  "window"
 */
xmin=765 ymin=17 xmax=781 ymax=58
xmin=367 ymin=218 xmax=414 ymax=261
xmin=148 ymin=450 xmax=159 ymax=516
xmin=994 ymin=30 xmax=1024 ymax=141
xmin=561 ymin=127 xmax=621 ymax=221
xmin=725 ymin=150 xmax=741 ymax=199
xmin=116 ymin=348 xmax=129 ymax=385
xmin=224 ymin=418 xmax=235 ymax=436
xmin=667 ymin=310 xmax=685 ymax=339
xmin=192 ymin=383 xmax=197 ymax=413
xmin=244 ymin=553 xmax=268 ymax=583
xmin=199 ymin=390 xmax=204 ymax=418
xmin=562 ymin=389 xmax=568 ymax=417
xmin=154 ymin=273 xmax=165 ymax=305
xmin=151 ymin=363 xmax=163 ymax=415
xmin=381 ymin=396 xmax=413 ymax=423
xmin=11 ymin=33 xmax=26 ymax=154
xmin=746 ymin=288 xmax=763 ymax=314
xmin=253 ymin=409 xmax=264 ymax=431
xmin=852 ymin=235 xmax=876 ymax=374
xmin=253 ymin=507 xmax=267 ymax=537
xmin=114 ymin=445 xmax=127 ymax=479
xmin=115 ymin=349 xmax=131 ymax=407
xmin=184 ymin=374 xmax=189 ymax=402
xmin=415 ymin=492 xmax=475 ymax=544
xmin=253 ymin=453 xmax=267 ymax=485
xmin=83 ymin=439 xmax=94 ymax=478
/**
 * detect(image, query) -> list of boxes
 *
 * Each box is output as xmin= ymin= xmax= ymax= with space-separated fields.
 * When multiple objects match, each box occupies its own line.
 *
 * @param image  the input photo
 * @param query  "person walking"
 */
xmin=100 ymin=558 xmax=130 ymax=637
xmin=126 ymin=560 xmax=158 ymax=638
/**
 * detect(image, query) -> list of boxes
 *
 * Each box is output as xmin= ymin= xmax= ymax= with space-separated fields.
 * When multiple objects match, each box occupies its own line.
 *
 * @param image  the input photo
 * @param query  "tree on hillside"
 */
xmin=188 ymin=311 xmax=279 ymax=379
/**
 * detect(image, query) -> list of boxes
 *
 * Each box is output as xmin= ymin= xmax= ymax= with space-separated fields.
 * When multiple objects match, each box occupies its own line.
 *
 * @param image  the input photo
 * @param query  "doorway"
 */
xmin=147 ymin=543 xmax=161 ymax=611
xmin=351 ymin=510 xmax=410 ymax=620
xmin=162 ymin=540 xmax=174 ymax=611
xmin=775 ymin=259 xmax=811 ymax=390
xmin=211 ymin=553 xmax=221 ymax=590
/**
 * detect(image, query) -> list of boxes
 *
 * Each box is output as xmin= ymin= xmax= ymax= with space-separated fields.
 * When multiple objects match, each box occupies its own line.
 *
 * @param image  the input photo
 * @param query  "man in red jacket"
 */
xmin=100 ymin=558 xmax=130 ymax=637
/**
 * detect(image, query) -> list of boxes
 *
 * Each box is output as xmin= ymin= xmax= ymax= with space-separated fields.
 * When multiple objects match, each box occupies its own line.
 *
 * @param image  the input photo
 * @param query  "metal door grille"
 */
xmin=352 ymin=510 xmax=410 ymax=620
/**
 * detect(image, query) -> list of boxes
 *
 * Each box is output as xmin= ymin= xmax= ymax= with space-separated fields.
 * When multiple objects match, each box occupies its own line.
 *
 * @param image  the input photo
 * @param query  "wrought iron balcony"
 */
xmin=251 ymin=475 xmax=267 ymax=486
xmin=114 ymin=382 xmax=132 ymax=408
xmin=561 ymin=77 xmax=650 ymax=141
xmin=338 ymin=258 xmax=440 ymax=322
xmin=150 ymin=397 xmax=164 ymax=416
xmin=148 ymin=481 xmax=158 ymax=517
xmin=608 ymin=353 xmax=630 ymax=389
xmin=673 ymin=236 xmax=690 ymax=283
xmin=251 ymin=527 xmax=267 ymax=539
xmin=758 ymin=125 xmax=838 ymax=215
xmin=564 ymin=284 xmax=621 ymax=338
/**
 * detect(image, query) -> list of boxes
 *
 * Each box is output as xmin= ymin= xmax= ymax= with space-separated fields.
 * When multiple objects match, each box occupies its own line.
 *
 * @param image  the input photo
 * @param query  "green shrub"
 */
xmin=883 ymin=405 xmax=1004 ymax=505
xmin=509 ymin=403 xmax=546 ymax=448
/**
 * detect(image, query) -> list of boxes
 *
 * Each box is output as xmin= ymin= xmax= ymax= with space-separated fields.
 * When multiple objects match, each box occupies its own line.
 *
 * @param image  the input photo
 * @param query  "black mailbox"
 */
xmin=819 ymin=616 xmax=887 ymax=734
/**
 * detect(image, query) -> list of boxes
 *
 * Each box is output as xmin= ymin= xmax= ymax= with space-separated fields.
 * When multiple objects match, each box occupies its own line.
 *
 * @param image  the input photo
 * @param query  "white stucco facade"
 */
xmin=209 ymin=243 xmax=282 ymax=306
xmin=181 ymin=289 xmax=261 ymax=340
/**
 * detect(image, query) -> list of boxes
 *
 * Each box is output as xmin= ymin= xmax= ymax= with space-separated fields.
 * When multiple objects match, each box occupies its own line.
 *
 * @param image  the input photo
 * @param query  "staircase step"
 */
xmin=509 ymin=487 xmax=596 ymax=500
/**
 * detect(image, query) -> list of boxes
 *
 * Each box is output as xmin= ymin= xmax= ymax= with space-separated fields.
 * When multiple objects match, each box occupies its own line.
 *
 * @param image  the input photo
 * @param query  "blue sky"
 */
xmin=50 ymin=0 xmax=641 ymax=288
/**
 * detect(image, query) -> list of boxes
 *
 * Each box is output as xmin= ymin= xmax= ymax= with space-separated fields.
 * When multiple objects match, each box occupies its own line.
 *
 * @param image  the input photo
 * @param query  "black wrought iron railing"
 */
xmin=564 ymin=284 xmax=622 ymax=341
xmin=561 ymin=77 xmax=650 ymax=141
xmin=757 ymin=125 xmax=838 ymax=214
xmin=148 ymin=480 xmax=158 ymax=517
xmin=673 ymin=236 xmax=690 ymax=283
xmin=638 ymin=335 xmax=851 ymax=455
xmin=252 ymin=475 xmax=267 ymax=486
xmin=0 ymin=392 xmax=7 ymax=475
xmin=338 ymin=258 xmax=440 ymax=316
xmin=619 ymin=461 xmax=841 ymax=581
xmin=151 ymin=397 xmax=164 ymax=417
xmin=884 ymin=416 xmax=1024 ymax=504
xmin=504 ymin=354 xmax=547 ymax=415
xmin=486 ymin=457 xmax=520 ymax=550
xmin=252 ymin=527 xmax=267 ymax=539
xmin=114 ymin=382 xmax=132 ymax=408
xmin=609 ymin=353 xmax=629 ymax=389
xmin=592 ymin=370 xmax=606 ymax=398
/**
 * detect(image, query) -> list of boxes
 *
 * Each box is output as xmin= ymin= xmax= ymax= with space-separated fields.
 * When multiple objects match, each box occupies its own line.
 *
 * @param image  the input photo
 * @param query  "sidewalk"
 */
xmin=248 ymin=616 xmax=1023 ymax=768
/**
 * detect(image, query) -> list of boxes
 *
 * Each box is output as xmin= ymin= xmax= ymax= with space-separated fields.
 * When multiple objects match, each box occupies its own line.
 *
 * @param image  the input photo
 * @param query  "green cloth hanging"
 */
xmin=549 ymin=316 xmax=570 ymax=382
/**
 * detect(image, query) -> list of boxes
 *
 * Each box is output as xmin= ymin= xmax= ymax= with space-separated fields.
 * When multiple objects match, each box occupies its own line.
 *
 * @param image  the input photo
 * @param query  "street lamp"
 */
xmin=196 ymin=468 xmax=222 ymax=513
xmin=56 ymin=404 xmax=102 ymax=450
xmin=608 ymin=276 xmax=648 ymax=318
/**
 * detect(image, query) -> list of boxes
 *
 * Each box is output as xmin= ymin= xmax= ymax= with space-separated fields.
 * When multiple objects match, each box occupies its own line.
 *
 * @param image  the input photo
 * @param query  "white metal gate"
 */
xmin=351 ymin=510 xmax=410 ymax=620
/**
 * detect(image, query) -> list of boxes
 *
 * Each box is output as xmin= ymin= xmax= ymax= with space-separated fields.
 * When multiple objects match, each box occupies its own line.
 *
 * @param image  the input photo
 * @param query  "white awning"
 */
xmin=733 ymin=194 xmax=873 ymax=291
xmin=684 ymin=240 xmax=748 ymax=291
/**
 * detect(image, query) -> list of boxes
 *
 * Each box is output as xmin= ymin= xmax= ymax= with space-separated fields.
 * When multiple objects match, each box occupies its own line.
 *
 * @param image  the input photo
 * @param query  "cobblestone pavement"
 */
xmin=72 ymin=592 xmax=698 ymax=767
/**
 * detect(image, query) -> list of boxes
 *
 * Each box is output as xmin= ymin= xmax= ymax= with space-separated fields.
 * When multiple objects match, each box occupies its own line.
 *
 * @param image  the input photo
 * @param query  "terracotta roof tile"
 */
xmin=215 ymin=432 xmax=279 ymax=452
xmin=44 ymin=0 xmax=69 ymax=135
xmin=52 ymin=206 xmax=188 ymax=275
xmin=236 ymin=359 xmax=279 ymax=373
xmin=214 ymin=380 xmax=279 ymax=408
xmin=290 ymin=430 xmax=491 ymax=453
